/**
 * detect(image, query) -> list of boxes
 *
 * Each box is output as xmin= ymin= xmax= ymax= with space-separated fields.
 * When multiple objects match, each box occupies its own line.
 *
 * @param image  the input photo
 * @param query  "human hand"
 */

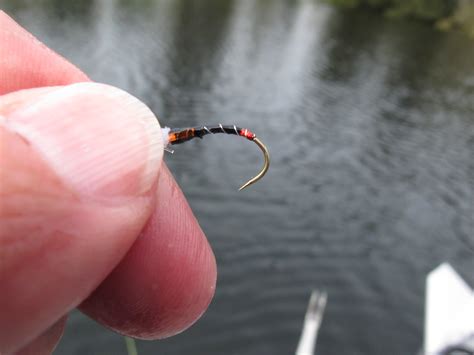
xmin=0 ymin=11 xmax=216 ymax=354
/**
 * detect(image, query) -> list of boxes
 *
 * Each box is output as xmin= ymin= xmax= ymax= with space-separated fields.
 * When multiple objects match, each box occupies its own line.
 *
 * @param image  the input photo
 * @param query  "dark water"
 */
xmin=5 ymin=1 xmax=474 ymax=354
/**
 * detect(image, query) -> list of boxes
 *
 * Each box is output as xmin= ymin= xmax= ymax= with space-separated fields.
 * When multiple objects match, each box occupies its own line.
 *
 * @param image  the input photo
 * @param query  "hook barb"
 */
xmin=238 ymin=137 xmax=270 ymax=191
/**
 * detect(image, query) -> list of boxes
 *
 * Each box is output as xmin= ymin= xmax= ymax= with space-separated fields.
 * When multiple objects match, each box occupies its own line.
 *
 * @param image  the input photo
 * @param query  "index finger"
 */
xmin=0 ymin=11 xmax=88 ymax=94
xmin=1 ymin=10 xmax=216 ymax=342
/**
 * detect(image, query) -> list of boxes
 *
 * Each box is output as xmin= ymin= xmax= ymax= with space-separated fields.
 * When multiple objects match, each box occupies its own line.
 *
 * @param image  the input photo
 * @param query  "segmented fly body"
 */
xmin=162 ymin=124 xmax=269 ymax=190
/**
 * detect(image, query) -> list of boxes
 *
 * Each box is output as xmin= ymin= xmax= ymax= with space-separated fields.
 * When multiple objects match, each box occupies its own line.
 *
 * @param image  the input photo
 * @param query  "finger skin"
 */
xmin=0 ymin=124 xmax=155 ymax=352
xmin=0 ymin=11 xmax=88 ymax=94
xmin=0 ymin=9 xmax=216 ymax=352
xmin=81 ymin=165 xmax=217 ymax=339
xmin=14 ymin=317 xmax=67 ymax=355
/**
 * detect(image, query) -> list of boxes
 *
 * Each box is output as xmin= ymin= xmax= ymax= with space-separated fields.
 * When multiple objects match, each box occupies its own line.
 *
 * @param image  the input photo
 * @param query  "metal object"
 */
xmin=424 ymin=263 xmax=474 ymax=355
xmin=165 ymin=124 xmax=270 ymax=190
xmin=296 ymin=290 xmax=328 ymax=355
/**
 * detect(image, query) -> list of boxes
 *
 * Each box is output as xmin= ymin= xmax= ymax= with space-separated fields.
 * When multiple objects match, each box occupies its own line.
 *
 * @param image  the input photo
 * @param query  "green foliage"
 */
xmin=323 ymin=0 xmax=474 ymax=37
xmin=437 ymin=1 xmax=474 ymax=37
xmin=323 ymin=0 xmax=457 ymax=21
xmin=325 ymin=0 xmax=362 ymax=8
xmin=124 ymin=337 xmax=138 ymax=355
xmin=385 ymin=0 xmax=456 ymax=20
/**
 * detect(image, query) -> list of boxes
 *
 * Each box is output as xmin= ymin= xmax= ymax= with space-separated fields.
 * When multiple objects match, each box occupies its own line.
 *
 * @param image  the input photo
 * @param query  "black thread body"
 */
xmin=169 ymin=125 xmax=244 ymax=145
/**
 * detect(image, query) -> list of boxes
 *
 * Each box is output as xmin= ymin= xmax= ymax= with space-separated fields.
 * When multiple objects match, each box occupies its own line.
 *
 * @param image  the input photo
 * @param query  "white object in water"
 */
xmin=424 ymin=263 xmax=474 ymax=355
xmin=296 ymin=290 xmax=328 ymax=355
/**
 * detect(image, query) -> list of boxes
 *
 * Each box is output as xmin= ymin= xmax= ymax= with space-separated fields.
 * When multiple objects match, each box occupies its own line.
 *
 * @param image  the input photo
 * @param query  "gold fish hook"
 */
xmin=166 ymin=125 xmax=270 ymax=190
xmin=239 ymin=137 xmax=270 ymax=191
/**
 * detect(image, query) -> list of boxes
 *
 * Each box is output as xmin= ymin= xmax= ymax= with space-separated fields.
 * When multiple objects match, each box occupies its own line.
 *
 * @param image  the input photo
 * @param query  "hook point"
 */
xmin=238 ymin=137 xmax=269 ymax=191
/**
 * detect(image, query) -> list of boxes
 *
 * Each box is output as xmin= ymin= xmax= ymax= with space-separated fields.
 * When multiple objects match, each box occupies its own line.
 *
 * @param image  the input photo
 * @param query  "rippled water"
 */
xmin=5 ymin=1 xmax=474 ymax=354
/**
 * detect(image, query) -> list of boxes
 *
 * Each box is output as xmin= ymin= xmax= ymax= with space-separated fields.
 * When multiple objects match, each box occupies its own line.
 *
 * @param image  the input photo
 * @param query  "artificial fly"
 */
xmin=161 ymin=124 xmax=270 ymax=190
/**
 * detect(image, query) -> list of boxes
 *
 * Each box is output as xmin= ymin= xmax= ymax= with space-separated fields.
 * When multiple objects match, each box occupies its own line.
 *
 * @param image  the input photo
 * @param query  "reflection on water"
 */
xmin=5 ymin=0 xmax=474 ymax=354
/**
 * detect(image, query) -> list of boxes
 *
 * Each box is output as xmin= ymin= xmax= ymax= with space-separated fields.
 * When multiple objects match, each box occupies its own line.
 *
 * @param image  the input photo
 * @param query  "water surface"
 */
xmin=5 ymin=1 xmax=474 ymax=354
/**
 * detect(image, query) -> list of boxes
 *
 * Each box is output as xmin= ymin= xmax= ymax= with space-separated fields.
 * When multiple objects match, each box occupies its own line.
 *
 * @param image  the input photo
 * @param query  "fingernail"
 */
xmin=6 ymin=83 xmax=163 ymax=198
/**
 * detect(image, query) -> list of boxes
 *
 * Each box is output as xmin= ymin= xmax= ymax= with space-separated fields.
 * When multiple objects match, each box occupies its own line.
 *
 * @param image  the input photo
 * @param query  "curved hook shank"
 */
xmin=239 ymin=137 xmax=270 ymax=191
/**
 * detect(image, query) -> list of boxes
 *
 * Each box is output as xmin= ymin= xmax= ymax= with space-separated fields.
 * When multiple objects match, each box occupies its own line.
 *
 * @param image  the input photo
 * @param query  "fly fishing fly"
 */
xmin=161 ymin=124 xmax=269 ymax=190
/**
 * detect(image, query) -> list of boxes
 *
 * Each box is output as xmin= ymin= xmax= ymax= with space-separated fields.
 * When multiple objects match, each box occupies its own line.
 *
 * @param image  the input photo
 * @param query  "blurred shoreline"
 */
xmin=324 ymin=0 xmax=474 ymax=38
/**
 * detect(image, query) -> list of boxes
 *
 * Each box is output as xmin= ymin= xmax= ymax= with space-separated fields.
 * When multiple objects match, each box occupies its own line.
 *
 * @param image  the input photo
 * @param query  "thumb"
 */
xmin=0 ymin=83 xmax=163 ymax=353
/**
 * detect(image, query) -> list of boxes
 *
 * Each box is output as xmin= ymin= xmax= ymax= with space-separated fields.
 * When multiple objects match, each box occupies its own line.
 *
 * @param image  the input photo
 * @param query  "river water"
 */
xmin=4 ymin=1 xmax=474 ymax=354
